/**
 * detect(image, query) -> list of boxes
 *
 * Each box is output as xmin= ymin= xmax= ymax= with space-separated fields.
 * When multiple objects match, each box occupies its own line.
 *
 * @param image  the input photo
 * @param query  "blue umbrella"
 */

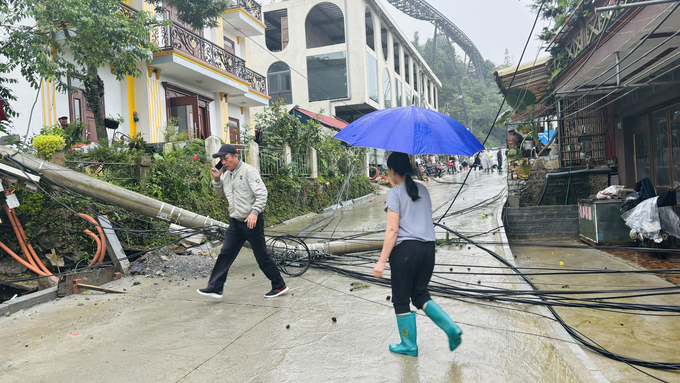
xmin=333 ymin=106 xmax=484 ymax=155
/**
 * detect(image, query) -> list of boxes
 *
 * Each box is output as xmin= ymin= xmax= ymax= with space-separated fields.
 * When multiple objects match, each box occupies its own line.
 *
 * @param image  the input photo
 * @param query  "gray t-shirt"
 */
xmin=385 ymin=182 xmax=436 ymax=245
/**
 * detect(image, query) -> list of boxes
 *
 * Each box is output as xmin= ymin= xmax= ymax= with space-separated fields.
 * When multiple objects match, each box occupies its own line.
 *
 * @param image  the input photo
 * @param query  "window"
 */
xmin=367 ymin=52 xmax=378 ymax=103
xmin=267 ymin=61 xmax=292 ymax=105
xmin=394 ymin=42 xmax=400 ymax=75
xmin=265 ymin=9 xmax=288 ymax=52
xmin=413 ymin=63 xmax=417 ymax=91
xmin=404 ymin=53 xmax=410 ymax=84
xmin=228 ymin=118 xmax=240 ymax=144
xmin=223 ymin=36 xmax=235 ymax=55
xmin=405 ymin=86 xmax=411 ymax=106
xmin=307 ymin=52 xmax=348 ymax=101
xmin=383 ymin=69 xmax=391 ymax=108
xmin=396 ymin=80 xmax=402 ymax=107
xmin=365 ymin=7 xmax=374 ymax=51
xmin=427 ymin=80 xmax=431 ymax=105
xmin=653 ymin=110 xmax=670 ymax=187
xmin=306 ymin=3 xmax=345 ymax=49
xmin=381 ymin=23 xmax=388 ymax=61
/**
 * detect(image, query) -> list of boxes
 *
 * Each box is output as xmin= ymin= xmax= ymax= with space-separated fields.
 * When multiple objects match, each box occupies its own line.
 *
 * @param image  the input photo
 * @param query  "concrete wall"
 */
xmin=516 ymin=169 xmax=609 ymax=207
xmin=504 ymin=205 xmax=579 ymax=238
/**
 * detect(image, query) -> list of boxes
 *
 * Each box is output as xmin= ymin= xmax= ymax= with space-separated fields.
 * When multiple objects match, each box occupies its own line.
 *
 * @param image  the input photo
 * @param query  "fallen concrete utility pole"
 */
xmin=0 ymin=145 xmax=227 ymax=230
xmin=0 ymin=145 xmax=384 ymax=255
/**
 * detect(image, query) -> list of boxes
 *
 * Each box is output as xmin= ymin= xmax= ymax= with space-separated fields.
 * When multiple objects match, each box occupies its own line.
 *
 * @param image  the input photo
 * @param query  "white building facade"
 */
xmin=250 ymin=0 xmax=442 ymax=124
xmin=6 ymin=0 xmax=269 ymax=145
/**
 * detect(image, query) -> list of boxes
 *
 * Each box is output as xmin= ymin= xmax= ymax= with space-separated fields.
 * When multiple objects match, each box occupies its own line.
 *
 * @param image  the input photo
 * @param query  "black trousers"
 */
xmin=498 ymin=160 xmax=502 ymax=170
xmin=206 ymin=215 xmax=285 ymax=291
xmin=389 ymin=240 xmax=435 ymax=315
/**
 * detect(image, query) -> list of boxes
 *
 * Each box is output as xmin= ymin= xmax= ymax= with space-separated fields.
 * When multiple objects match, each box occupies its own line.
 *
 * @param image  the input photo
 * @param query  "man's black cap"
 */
xmin=212 ymin=144 xmax=238 ymax=158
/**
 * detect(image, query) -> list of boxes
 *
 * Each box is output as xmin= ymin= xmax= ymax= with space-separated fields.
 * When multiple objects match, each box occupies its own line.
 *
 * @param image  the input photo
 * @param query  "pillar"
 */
xmin=308 ymin=147 xmax=318 ymax=179
xmin=247 ymin=140 xmax=259 ymax=172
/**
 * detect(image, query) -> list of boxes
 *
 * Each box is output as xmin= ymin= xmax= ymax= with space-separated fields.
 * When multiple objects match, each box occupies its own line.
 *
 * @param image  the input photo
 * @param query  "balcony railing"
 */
xmin=153 ymin=22 xmax=248 ymax=79
xmin=121 ymin=3 xmax=266 ymax=94
xmin=232 ymin=0 xmax=262 ymax=22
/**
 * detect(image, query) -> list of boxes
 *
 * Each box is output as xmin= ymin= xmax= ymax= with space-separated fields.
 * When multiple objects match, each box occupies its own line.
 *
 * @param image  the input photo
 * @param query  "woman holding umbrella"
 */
xmin=373 ymin=152 xmax=463 ymax=357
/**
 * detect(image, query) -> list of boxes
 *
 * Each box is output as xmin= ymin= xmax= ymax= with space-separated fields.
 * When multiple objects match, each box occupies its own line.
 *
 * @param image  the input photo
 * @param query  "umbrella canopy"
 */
xmin=333 ymin=106 xmax=484 ymax=156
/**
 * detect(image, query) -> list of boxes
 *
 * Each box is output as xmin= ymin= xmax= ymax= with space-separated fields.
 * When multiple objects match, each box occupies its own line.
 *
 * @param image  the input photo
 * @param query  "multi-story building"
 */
xmin=8 ymin=0 xmax=269 ymax=145
xmin=250 ymin=0 xmax=442 ymax=124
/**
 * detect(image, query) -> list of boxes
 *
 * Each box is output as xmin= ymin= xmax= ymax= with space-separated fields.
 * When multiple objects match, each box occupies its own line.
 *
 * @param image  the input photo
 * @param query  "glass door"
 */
xmin=169 ymin=96 xmax=199 ymax=139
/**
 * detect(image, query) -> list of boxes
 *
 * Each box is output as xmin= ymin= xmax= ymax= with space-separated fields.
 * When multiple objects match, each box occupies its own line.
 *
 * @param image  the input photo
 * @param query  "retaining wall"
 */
xmin=504 ymin=205 xmax=579 ymax=238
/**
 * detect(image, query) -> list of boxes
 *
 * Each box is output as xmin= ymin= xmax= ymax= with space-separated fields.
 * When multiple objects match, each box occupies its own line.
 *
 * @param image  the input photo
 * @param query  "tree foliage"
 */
xmin=412 ymin=34 xmax=508 ymax=148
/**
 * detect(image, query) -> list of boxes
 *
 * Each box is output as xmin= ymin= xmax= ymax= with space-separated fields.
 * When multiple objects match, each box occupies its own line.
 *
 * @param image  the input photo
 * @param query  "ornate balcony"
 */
xmin=120 ymin=3 xmax=267 ymax=97
xmin=153 ymin=23 xmax=248 ymax=81
xmin=232 ymin=0 xmax=262 ymax=22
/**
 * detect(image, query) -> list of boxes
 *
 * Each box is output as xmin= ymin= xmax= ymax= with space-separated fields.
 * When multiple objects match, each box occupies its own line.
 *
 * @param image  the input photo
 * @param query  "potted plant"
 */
xmin=33 ymin=126 xmax=66 ymax=164
xmin=580 ymin=148 xmax=586 ymax=159
xmin=104 ymin=114 xmax=124 ymax=129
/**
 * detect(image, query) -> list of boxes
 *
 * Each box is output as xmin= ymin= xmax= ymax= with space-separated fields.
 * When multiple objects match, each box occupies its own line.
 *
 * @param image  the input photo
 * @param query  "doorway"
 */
xmin=68 ymin=75 xmax=103 ymax=143
xmin=163 ymin=83 xmax=212 ymax=139
xmin=228 ymin=117 xmax=240 ymax=144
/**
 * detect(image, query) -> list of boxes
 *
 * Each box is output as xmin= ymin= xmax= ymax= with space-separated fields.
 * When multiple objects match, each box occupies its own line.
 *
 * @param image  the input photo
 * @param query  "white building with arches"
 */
xmin=250 ymin=0 xmax=442 ymax=125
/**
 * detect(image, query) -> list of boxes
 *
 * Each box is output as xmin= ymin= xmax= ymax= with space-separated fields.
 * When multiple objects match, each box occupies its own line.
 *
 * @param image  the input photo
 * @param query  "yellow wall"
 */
xmin=147 ymin=67 xmax=163 ymax=142
xmin=41 ymin=78 xmax=57 ymax=127
xmin=126 ymin=75 xmax=137 ymax=136
xmin=219 ymin=93 xmax=230 ymax=143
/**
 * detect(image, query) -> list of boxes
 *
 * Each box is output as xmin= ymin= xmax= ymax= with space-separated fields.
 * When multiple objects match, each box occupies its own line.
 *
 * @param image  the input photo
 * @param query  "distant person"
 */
xmin=59 ymin=116 xmax=69 ymax=129
xmin=198 ymin=144 xmax=288 ymax=299
xmin=507 ymin=129 xmax=520 ymax=150
xmin=497 ymin=148 xmax=503 ymax=172
xmin=481 ymin=150 xmax=489 ymax=173
xmin=373 ymin=152 xmax=462 ymax=357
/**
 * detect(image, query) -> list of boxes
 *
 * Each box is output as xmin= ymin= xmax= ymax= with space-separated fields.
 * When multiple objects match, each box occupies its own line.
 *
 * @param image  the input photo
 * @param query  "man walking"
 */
xmin=198 ymin=144 xmax=288 ymax=299
xmin=497 ymin=148 xmax=503 ymax=172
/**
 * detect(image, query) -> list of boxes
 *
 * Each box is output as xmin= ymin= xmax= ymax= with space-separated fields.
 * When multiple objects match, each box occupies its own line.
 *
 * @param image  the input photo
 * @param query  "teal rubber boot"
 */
xmin=423 ymin=300 xmax=462 ymax=351
xmin=389 ymin=312 xmax=418 ymax=357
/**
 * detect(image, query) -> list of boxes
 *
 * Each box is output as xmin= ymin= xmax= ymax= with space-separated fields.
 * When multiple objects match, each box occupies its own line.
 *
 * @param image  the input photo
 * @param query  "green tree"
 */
xmin=0 ymin=0 xmax=231 ymax=141
xmin=413 ymin=34 xmax=508 ymax=148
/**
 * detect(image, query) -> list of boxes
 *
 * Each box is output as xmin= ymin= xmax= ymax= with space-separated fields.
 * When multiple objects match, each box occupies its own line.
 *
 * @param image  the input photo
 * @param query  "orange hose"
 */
xmin=83 ymin=229 xmax=102 ymax=265
xmin=369 ymin=166 xmax=380 ymax=181
xmin=0 ymin=239 xmax=46 ymax=275
xmin=4 ymin=205 xmax=38 ymax=269
xmin=9 ymin=209 xmax=52 ymax=275
xmin=76 ymin=214 xmax=106 ymax=264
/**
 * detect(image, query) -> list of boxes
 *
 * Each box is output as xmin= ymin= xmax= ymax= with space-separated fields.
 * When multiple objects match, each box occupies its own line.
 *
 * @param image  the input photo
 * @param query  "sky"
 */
xmin=383 ymin=0 xmax=549 ymax=65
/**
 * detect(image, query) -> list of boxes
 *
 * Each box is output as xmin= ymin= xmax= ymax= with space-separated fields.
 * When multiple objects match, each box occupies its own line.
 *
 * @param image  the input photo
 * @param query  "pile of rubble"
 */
xmin=130 ymin=247 xmax=216 ymax=280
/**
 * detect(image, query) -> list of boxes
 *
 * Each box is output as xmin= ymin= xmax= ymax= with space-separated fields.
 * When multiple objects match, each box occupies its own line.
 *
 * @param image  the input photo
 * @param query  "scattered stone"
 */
xmin=349 ymin=288 xmax=354 ymax=292
xmin=252 ymin=273 xmax=255 ymax=277
xmin=154 ymin=283 xmax=158 ymax=286
xmin=331 ymin=317 xmax=337 ymax=323
xmin=77 ymin=303 xmax=84 ymax=307
xmin=449 ymin=268 xmax=453 ymax=272
xmin=160 ymin=255 xmax=170 ymax=261
xmin=130 ymin=262 xmax=145 ymax=275
xmin=477 ymin=281 xmax=481 ymax=284
xmin=25 ymin=345 xmax=28 ymax=347
xmin=286 ymin=324 xmax=290 ymax=329
xmin=467 ymin=268 xmax=470 ymax=271
xmin=620 ymin=323 xmax=624 ymax=326
xmin=386 ymin=296 xmax=391 ymax=301
xmin=133 ymin=281 xmax=141 ymax=286
xmin=85 ymin=297 xmax=90 ymax=300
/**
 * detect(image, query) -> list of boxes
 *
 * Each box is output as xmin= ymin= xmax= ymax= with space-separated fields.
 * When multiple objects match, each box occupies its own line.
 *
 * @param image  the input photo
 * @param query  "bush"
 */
xmin=32 ymin=134 xmax=66 ymax=158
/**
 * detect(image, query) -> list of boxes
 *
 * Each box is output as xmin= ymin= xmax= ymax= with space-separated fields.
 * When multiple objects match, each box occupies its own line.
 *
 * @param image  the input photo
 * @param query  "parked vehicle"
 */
xmin=448 ymin=159 xmax=455 ymax=175
xmin=424 ymin=163 xmax=443 ymax=178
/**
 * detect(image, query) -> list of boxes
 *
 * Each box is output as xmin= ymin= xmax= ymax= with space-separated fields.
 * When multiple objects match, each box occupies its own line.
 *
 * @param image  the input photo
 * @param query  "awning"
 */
xmin=494 ymin=56 xmax=553 ymax=119
xmin=290 ymin=106 xmax=349 ymax=131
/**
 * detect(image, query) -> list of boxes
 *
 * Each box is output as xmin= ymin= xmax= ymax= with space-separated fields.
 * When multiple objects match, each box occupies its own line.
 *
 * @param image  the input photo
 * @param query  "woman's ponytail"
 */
xmin=404 ymin=173 xmax=420 ymax=201
xmin=387 ymin=152 xmax=420 ymax=202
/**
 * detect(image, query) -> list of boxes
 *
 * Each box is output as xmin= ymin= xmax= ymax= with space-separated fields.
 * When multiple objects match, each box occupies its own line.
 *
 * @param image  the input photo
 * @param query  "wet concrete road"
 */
xmin=0 ymin=169 xmax=665 ymax=382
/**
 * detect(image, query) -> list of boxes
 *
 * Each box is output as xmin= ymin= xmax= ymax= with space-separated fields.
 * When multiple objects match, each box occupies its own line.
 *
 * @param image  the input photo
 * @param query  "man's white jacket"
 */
xmin=212 ymin=161 xmax=268 ymax=220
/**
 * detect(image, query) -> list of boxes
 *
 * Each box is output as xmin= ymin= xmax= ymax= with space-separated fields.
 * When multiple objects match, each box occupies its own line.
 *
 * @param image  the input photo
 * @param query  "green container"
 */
xmin=578 ymin=199 xmax=634 ymax=244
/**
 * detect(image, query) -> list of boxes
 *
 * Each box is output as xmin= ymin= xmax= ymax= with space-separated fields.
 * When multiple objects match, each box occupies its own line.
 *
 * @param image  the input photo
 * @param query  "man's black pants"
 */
xmin=498 ymin=159 xmax=502 ymax=171
xmin=389 ymin=240 xmax=435 ymax=315
xmin=206 ymin=215 xmax=285 ymax=291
